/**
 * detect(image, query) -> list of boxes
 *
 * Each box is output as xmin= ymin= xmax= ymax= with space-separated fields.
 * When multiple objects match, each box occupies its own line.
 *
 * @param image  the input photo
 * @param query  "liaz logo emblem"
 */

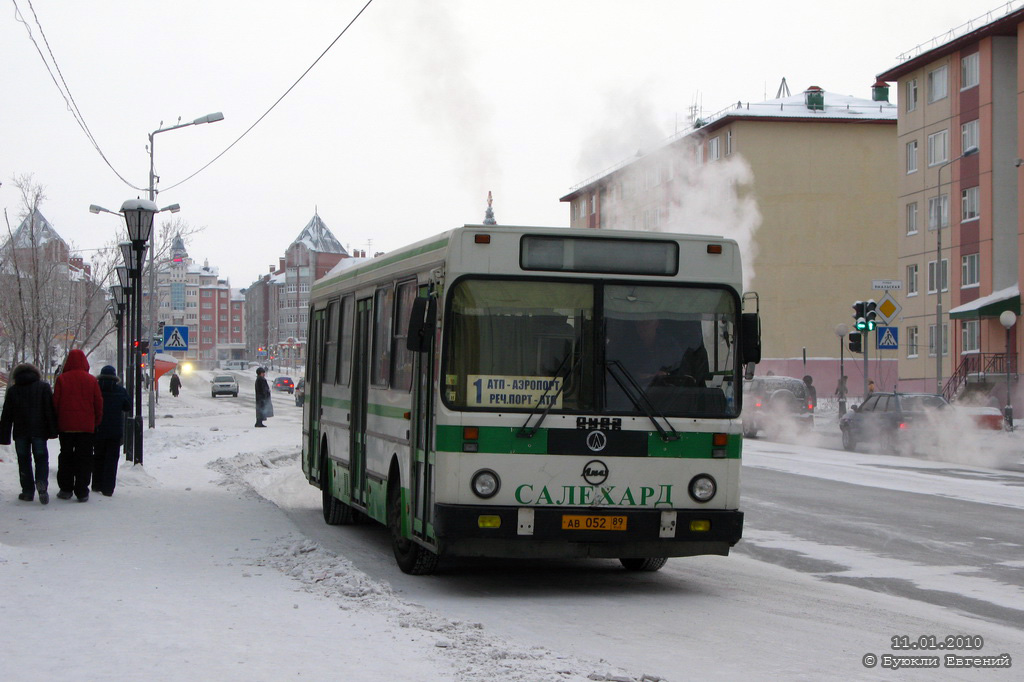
xmin=582 ymin=459 xmax=609 ymax=485
xmin=585 ymin=430 xmax=607 ymax=452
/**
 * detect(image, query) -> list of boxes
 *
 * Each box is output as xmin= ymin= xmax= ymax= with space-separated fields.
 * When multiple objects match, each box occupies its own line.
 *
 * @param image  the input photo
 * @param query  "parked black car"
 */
xmin=839 ymin=391 xmax=949 ymax=455
xmin=741 ymin=375 xmax=814 ymax=438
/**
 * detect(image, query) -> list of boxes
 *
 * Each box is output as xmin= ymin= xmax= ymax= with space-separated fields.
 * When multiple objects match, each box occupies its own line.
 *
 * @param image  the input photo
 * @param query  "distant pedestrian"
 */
xmin=254 ymin=367 xmax=272 ymax=427
xmin=93 ymin=365 xmax=130 ymax=497
xmin=834 ymin=375 xmax=848 ymax=400
xmin=803 ymin=375 xmax=817 ymax=411
xmin=0 ymin=363 xmax=59 ymax=504
xmin=53 ymin=349 xmax=103 ymax=502
xmin=867 ymin=379 xmax=876 ymax=396
xmin=169 ymin=373 xmax=182 ymax=398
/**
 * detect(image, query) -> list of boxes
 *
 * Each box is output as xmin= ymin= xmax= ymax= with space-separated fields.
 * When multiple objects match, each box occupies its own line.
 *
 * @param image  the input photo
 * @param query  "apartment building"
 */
xmin=878 ymin=3 xmax=1022 ymax=403
xmin=562 ymin=85 xmax=899 ymax=393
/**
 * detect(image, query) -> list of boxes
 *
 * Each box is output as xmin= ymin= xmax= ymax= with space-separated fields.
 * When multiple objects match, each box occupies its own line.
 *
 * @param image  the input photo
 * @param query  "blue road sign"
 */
xmin=163 ymin=325 xmax=189 ymax=351
xmin=877 ymin=326 xmax=898 ymax=350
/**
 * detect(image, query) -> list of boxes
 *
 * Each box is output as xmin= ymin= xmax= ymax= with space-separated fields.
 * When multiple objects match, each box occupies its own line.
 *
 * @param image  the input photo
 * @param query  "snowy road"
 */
xmin=4 ymin=370 xmax=1022 ymax=681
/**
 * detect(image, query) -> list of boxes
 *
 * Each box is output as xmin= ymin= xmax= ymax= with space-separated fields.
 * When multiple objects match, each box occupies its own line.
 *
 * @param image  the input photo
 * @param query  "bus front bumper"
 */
xmin=432 ymin=504 xmax=743 ymax=560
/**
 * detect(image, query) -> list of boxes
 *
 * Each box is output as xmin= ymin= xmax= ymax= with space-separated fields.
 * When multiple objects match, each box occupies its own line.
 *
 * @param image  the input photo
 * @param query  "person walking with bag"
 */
xmin=53 ymin=349 xmax=103 ymax=502
xmin=254 ymin=367 xmax=272 ymax=427
xmin=93 ymin=365 xmax=130 ymax=497
xmin=0 ymin=363 xmax=59 ymax=504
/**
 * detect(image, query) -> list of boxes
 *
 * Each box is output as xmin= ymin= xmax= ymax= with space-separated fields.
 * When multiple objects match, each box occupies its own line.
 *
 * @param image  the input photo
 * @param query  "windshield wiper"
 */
xmin=517 ymin=347 xmax=580 ymax=439
xmin=605 ymin=360 xmax=679 ymax=442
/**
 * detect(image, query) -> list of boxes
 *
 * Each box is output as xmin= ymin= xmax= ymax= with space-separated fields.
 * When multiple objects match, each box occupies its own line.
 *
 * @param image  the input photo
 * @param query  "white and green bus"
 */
xmin=302 ymin=225 xmax=761 ymax=574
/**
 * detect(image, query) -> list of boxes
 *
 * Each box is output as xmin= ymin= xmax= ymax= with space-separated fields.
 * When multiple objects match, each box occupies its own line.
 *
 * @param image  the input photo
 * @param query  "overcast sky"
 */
xmin=2 ymin=0 xmax=1011 ymax=286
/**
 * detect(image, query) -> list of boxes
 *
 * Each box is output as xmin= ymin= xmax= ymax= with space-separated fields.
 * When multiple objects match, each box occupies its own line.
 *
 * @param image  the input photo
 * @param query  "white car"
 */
xmin=211 ymin=375 xmax=239 ymax=398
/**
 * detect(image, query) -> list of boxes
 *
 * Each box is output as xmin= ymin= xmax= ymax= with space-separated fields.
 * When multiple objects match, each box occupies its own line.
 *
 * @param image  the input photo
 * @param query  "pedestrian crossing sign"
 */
xmin=876 ymin=326 xmax=898 ymax=350
xmin=163 ymin=325 xmax=189 ymax=351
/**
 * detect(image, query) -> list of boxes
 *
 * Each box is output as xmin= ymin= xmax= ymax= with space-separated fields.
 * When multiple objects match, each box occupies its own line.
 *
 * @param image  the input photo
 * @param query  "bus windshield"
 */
xmin=443 ymin=278 xmax=740 ymax=418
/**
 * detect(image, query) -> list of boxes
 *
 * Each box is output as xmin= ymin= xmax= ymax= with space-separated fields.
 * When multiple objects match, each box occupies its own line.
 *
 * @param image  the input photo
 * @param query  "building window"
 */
xmin=962 ymin=320 xmax=980 ymax=353
xmin=906 ymin=202 xmax=918 ymax=234
xmin=929 ymin=323 xmax=949 ymax=357
xmin=927 ymin=64 xmax=948 ymax=103
xmin=590 ymin=193 xmax=596 ymax=215
xmin=961 ymin=252 xmax=979 ymax=288
xmin=961 ymin=53 xmax=979 ymax=90
xmin=708 ymin=137 xmax=720 ymax=161
xmin=928 ymin=194 xmax=949 ymax=230
xmin=695 ymin=144 xmax=704 ymax=164
xmin=927 ymin=129 xmax=948 ymax=166
xmin=905 ymin=78 xmax=918 ymax=112
xmin=726 ymin=130 xmax=733 ymax=155
xmin=907 ymin=263 xmax=919 ymax=296
xmin=907 ymin=326 xmax=919 ymax=358
xmin=906 ymin=140 xmax=918 ymax=174
xmin=961 ymin=186 xmax=979 ymax=222
xmin=961 ymin=119 xmax=979 ymax=155
xmin=927 ymin=258 xmax=948 ymax=293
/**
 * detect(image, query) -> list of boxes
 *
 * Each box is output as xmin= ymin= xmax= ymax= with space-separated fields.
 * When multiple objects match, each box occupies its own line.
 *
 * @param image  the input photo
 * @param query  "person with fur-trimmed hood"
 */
xmin=0 ymin=363 xmax=59 ymax=504
xmin=93 ymin=365 xmax=130 ymax=497
xmin=53 ymin=349 xmax=103 ymax=502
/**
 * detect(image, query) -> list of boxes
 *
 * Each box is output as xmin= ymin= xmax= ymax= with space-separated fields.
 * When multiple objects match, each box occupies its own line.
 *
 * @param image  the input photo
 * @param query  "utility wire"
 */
xmin=11 ymin=0 xmax=145 ymax=191
xmin=162 ymin=0 xmax=376 ymax=192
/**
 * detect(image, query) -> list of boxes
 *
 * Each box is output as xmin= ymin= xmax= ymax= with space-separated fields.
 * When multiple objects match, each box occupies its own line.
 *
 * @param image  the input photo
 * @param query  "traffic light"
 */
xmin=139 ymin=340 xmax=150 ymax=354
xmin=864 ymin=300 xmax=878 ymax=331
xmin=853 ymin=301 xmax=866 ymax=331
xmin=848 ymin=331 xmax=863 ymax=353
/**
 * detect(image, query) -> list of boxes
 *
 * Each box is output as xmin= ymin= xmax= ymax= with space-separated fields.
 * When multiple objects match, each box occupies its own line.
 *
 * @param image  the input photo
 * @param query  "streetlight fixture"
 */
xmin=934 ymin=145 xmax=979 ymax=395
xmin=145 ymin=111 xmax=223 ymax=428
xmin=1000 ymin=310 xmax=1017 ymax=431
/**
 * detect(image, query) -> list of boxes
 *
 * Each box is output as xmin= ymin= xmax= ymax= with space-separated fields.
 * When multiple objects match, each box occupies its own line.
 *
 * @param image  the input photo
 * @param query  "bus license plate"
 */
xmin=561 ymin=515 xmax=627 ymax=531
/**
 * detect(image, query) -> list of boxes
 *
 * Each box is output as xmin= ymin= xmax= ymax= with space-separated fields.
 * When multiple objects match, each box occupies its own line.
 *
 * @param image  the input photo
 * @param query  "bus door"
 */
xmin=410 ymin=293 xmax=437 ymax=543
xmin=307 ymin=308 xmax=326 ymax=481
xmin=349 ymin=298 xmax=372 ymax=507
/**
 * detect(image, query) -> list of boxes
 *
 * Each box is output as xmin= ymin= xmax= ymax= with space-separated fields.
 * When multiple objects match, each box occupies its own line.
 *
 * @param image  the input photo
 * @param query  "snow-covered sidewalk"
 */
xmin=0 ymin=374 xmax=637 ymax=682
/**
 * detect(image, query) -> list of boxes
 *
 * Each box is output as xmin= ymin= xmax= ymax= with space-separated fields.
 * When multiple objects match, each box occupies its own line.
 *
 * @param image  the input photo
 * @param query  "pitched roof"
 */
xmin=7 ymin=208 xmax=67 ymax=250
xmin=291 ymin=213 xmax=348 ymax=255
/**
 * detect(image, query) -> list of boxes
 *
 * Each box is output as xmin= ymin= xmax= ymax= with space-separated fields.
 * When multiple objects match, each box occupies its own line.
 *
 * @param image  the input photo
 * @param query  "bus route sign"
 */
xmin=467 ymin=375 xmax=563 ymax=409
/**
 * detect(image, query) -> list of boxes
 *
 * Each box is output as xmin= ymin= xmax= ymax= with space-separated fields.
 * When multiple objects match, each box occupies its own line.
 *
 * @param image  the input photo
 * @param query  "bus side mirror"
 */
xmin=740 ymin=312 xmax=761 ymax=365
xmin=406 ymin=297 xmax=437 ymax=353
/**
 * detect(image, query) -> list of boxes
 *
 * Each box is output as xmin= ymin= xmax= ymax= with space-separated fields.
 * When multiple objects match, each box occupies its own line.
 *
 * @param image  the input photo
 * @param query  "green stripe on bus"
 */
xmin=435 ymin=425 xmax=740 ymax=458
xmin=311 ymin=235 xmax=451 ymax=293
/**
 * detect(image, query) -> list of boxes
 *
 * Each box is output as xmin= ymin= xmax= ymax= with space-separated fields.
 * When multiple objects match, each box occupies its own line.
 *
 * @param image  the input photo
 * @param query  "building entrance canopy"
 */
xmin=949 ymin=284 xmax=1020 ymax=319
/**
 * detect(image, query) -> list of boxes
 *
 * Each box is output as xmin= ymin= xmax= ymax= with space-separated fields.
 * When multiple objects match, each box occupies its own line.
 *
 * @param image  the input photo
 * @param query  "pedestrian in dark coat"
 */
xmin=169 ymin=373 xmax=181 ymax=398
xmin=0 ymin=363 xmax=59 ymax=503
xmin=53 ymin=349 xmax=103 ymax=502
xmin=93 ymin=365 xmax=130 ymax=497
xmin=254 ymin=367 xmax=272 ymax=427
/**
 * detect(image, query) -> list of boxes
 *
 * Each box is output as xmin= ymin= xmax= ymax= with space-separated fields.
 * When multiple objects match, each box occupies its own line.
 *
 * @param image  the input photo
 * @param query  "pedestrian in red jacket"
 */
xmin=53 ymin=349 xmax=103 ymax=502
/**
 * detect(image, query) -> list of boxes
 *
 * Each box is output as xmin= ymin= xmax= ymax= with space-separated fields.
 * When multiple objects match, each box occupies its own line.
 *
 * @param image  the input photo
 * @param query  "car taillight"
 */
xmin=899 ymin=422 xmax=908 ymax=430
xmin=755 ymin=401 xmax=762 ymax=408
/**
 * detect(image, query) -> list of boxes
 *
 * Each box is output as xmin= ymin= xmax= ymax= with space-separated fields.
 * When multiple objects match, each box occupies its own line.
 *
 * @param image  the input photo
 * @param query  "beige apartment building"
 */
xmin=562 ymin=86 xmax=899 ymax=395
xmin=878 ymin=4 xmax=1022 ymax=406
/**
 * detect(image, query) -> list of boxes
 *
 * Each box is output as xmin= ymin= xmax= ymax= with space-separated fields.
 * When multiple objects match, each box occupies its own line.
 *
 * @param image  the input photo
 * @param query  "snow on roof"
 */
xmin=325 ymin=256 xmax=369 ymax=277
xmin=291 ymin=213 xmax=348 ymax=256
xmin=700 ymin=88 xmax=896 ymax=125
xmin=948 ymin=284 xmax=1020 ymax=315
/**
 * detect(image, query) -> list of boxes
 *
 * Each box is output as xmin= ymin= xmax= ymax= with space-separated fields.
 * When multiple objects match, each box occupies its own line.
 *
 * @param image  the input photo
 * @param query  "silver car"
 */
xmin=211 ymin=374 xmax=239 ymax=398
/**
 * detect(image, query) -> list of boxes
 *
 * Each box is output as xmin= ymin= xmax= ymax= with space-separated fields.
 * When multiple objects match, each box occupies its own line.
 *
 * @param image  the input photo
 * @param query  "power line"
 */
xmin=11 ymin=0 xmax=145 ymax=192
xmin=162 ymin=0 xmax=376 ymax=192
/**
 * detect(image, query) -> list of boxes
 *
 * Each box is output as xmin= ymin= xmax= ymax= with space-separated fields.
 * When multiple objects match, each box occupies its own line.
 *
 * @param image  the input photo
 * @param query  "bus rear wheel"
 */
xmin=388 ymin=482 xmax=439 ymax=575
xmin=619 ymin=557 xmax=668 ymax=572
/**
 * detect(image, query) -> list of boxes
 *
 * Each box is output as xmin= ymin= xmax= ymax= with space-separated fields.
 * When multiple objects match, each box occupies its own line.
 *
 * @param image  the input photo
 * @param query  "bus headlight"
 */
xmin=471 ymin=469 xmax=500 ymax=499
xmin=688 ymin=475 xmax=717 ymax=503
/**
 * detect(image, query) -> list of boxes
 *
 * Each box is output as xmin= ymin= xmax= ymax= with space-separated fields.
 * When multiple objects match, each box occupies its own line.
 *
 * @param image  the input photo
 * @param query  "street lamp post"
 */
xmin=1000 ymin=310 xmax=1016 ymax=431
xmin=111 ymin=284 xmax=126 ymax=380
xmin=934 ymin=146 xmax=979 ymax=395
xmin=146 ymin=112 xmax=223 ymax=428
xmin=122 ymin=199 xmax=157 ymax=464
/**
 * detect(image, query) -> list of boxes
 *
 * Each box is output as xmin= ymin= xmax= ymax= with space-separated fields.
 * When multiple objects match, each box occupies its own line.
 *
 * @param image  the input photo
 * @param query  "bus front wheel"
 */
xmin=619 ymin=557 xmax=668 ymax=572
xmin=388 ymin=482 xmax=439 ymax=575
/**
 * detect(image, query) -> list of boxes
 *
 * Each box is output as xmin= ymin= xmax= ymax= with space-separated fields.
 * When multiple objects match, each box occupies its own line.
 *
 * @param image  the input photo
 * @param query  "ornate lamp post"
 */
xmin=122 ymin=199 xmax=157 ymax=464
xmin=111 ymin=284 xmax=126 ymax=380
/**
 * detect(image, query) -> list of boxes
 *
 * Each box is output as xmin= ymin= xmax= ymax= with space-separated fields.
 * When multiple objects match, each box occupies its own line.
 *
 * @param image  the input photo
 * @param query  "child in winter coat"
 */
xmin=0 ymin=363 xmax=59 ymax=503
